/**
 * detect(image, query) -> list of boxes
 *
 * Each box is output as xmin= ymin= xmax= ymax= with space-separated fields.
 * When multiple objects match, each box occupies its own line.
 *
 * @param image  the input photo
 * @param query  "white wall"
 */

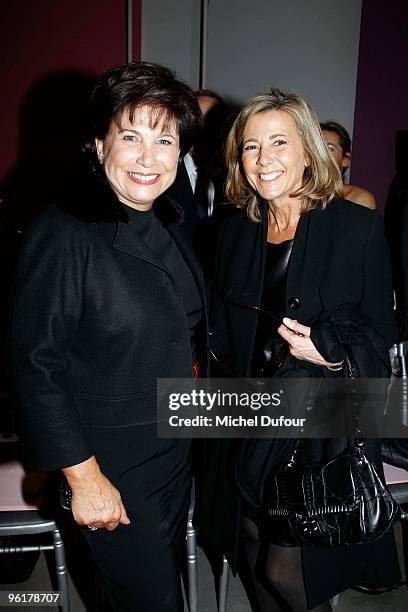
xmin=142 ymin=0 xmax=362 ymax=136
xmin=141 ymin=0 xmax=201 ymax=89
xmin=207 ymin=0 xmax=362 ymax=135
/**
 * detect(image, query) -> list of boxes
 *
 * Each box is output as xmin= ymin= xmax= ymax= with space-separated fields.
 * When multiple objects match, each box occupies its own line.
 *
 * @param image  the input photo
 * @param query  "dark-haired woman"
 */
xmin=198 ymin=89 xmax=400 ymax=610
xmin=12 ymin=62 xmax=204 ymax=611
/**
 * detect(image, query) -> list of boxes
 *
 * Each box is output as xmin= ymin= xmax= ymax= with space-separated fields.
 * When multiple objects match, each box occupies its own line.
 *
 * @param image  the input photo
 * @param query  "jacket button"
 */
xmin=288 ymin=297 xmax=300 ymax=310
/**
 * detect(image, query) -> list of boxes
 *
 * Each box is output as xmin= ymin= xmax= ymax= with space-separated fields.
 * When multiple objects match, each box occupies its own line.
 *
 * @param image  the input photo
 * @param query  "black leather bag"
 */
xmin=262 ymin=437 xmax=400 ymax=547
xmin=262 ymin=358 xmax=400 ymax=547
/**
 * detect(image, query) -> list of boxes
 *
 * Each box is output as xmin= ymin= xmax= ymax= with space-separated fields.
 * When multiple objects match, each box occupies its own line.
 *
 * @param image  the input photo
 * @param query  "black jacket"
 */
xmin=165 ymin=160 xmax=202 ymax=238
xmin=166 ymin=158 xmax=234 ymax=278
xmin=196 ymin=198 xmax=400 ymax=606
xmin=12 ymin=195 xmax=206 ymax=472
xmin=211 ymin=197 xmax=397 ymax=375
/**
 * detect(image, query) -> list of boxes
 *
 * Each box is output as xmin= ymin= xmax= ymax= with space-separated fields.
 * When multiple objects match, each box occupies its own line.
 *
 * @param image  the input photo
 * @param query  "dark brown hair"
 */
xmin=83 ymin=62 xmax=201 ymax=176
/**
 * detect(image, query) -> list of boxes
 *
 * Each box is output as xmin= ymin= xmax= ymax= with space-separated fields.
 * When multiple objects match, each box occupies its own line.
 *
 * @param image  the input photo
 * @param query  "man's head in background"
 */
xmin=320 ymin=120 xmax=376 ymax=208
xmin=320 ymin=120 xmax=352 ymax=178
xmin=193 ymin=89 xmax=228 ymax=169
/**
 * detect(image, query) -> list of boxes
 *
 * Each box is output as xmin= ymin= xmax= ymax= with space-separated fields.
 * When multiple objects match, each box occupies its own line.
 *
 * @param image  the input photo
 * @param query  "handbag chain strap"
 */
xmin=288 ymin=354 xmax=365 ymax=465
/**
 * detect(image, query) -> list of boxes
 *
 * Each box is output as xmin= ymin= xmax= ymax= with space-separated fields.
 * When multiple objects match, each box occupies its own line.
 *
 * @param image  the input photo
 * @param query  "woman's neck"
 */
xmin=267 ymin=198 xmax=301 ymax=242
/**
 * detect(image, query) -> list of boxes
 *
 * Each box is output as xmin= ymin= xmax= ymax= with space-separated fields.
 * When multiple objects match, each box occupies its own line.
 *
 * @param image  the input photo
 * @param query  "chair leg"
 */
xmin=186 ymin=516 xmax=198 ymax=612
xmin=218 ymin=555 xmax=230 ymax=612
xmin=52 ymin=528 xmax=70 ymax=612
xmin=401 ymin=513 xmax=408 ymax=590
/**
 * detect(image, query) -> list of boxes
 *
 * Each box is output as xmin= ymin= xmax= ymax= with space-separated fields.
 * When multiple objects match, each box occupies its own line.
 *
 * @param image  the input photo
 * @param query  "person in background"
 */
xmin=321 ymin=120 xmax=376 ymax=208
xmin=12 ymin=62 xmax=204 ymax=612
xmin=193 ymin=89 xmax=229 ymax=215
xmin=167 ymin=89 xmax=230 ymax=276
xmin=167 ymin=90 xmax=228 ymax=225
xmin=384 ymin=129 xmax=408 ymax=338
xmin=197 ymin=89 xmax=400 ymax=611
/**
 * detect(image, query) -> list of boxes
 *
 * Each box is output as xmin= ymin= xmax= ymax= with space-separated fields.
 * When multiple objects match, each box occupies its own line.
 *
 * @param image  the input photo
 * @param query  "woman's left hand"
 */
xmin=278 ymin=317 xmax=343 ymax=368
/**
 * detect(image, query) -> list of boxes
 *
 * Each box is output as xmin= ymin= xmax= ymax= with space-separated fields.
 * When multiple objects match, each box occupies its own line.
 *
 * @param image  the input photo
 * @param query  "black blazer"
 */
xmin=166 ymin=159 xmax=234 ymax=278
xmin=12 ymin=196 xmax=207 ymax=472
xmin=211 ymin=197 xmax=397 ymax=375
xmin=165 ymin=160 xmax=202 ymax=238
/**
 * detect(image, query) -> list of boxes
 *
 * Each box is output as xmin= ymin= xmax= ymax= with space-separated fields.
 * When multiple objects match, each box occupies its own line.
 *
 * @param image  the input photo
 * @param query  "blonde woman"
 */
xmin=198 ymin=89 xmax=400 ymax=611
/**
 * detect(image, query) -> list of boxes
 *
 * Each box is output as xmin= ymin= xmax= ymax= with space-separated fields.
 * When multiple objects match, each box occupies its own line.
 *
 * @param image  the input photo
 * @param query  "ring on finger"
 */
xmin=87 ymin=525 xmax=98 ymax=531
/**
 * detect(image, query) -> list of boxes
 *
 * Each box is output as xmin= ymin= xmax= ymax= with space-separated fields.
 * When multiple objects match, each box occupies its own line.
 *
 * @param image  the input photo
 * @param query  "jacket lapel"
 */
xmin=259 ymin=202 xmax=316 ymax=320
xmin=112 ymin=217 xmax=207 ymax=318
xmin=285 ymin=210 xmax=311 ymax=311
xmin=112 ymin=221 xmax=166 ymax=270
xmin=285 ymin=206 xmax=332 ymax=322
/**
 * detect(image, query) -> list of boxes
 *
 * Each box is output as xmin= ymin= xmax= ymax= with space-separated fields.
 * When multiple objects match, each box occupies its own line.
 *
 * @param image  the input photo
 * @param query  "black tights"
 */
xmin=243 ymin=517 xmax=332 ymax=612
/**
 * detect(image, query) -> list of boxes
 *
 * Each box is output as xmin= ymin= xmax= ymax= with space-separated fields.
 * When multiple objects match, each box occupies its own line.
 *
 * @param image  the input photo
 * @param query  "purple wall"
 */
xmin=351 ymin=0 xmax=408 ymax=213
xmin=0 ymin=1 xmax=141 ymax=183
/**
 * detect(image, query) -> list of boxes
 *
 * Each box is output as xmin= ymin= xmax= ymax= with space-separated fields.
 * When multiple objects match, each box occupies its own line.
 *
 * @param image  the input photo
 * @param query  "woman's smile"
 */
xmin=258 ymin=170 xmax=285 ymax=181
xmin=127 ymin=172 xmax=161 ymax=185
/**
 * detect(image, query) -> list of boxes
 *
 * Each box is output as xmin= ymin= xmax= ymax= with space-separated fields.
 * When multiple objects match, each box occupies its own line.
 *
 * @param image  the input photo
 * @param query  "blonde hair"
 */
xmin=225 ymin=88 xmax=344 ymax=222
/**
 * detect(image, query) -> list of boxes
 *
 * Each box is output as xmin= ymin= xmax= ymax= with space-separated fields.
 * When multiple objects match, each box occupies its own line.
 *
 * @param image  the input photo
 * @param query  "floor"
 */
xmin=1 ymin=523 xmax=408 ymax=611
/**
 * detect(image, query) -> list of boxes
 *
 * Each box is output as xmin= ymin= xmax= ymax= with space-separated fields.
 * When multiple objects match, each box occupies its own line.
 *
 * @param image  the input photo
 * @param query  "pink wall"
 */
xmin=351 ymin=0 xmax=408 ymax=213
xmin=0 ymin=0 xmax=141 ymax=184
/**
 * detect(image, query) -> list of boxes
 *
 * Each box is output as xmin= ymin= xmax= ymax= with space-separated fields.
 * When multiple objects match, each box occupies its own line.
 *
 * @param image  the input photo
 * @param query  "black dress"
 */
xmin=251 ymin=239 xmax=293 ymax=377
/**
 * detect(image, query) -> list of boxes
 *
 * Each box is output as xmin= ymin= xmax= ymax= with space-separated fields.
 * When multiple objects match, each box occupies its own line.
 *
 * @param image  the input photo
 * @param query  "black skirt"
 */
xmin=81 ymin=423 xmax=192 ymax=612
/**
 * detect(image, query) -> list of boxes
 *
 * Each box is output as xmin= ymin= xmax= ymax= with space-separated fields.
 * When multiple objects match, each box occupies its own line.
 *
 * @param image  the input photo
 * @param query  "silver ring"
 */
xmin=87 ymin=525 xmax=98 ymax=531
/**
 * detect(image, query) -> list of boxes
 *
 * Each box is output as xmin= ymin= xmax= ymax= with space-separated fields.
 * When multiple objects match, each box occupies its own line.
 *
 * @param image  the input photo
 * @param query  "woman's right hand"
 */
xmin=62 ymin=457 xmax=130 ymax=531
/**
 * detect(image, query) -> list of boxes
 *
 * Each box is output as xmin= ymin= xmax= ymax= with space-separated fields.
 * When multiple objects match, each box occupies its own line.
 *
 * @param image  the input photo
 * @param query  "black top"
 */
xmin=251 ymin=239 xmax=293 ymax=376
xmin=125 ymin=205 xmax=202 ymax=350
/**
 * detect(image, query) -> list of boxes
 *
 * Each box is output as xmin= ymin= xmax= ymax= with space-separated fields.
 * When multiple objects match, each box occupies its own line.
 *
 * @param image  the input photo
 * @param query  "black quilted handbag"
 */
xmin=262 ymin=358 xmax=401 ymax=547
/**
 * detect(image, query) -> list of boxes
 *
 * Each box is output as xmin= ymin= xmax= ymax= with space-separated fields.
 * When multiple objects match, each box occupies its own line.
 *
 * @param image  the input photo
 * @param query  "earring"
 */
xmin=98 ymin=154 xmax=105 ymax=164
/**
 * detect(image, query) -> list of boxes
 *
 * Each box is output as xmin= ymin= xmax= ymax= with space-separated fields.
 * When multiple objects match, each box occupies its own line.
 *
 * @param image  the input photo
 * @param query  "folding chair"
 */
xmin=0 ymin=460 xmax=69 ymax=612
xmin=384 ymin=463 xmax=408 ymax=514
xmin=186 ymin=482 xmax=198 ymax=612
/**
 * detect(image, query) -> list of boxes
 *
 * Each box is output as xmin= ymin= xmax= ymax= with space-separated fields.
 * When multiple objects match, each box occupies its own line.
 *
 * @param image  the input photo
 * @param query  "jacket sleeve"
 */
xmin=360 ymin=210 xmax=399 ymax=350
xmin=310 ymin=210 xmax=398 ymax=372
xmin=12 ymin=210 xmax=93 ymax=471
